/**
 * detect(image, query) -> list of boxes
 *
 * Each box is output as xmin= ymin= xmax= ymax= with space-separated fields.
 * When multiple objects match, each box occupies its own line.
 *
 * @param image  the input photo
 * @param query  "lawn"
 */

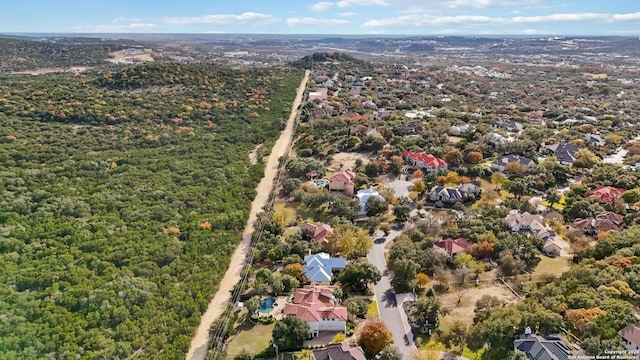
xmin=366 ymin=300 xmax=379 ymax=319
xmin=476 ymin=179 xmax=510 ymax=207
xmin=541 ymin=193 xmax=566 ymax=210
xmin=226 ymin=321 xmax=276 ymax=359
xmin=274 ymin=200 xmax=297 ymax=225
xmin=533 ymin=256 xmax=571 ymax=276
xmin=420 ymin=339 xmax=487 ymax=360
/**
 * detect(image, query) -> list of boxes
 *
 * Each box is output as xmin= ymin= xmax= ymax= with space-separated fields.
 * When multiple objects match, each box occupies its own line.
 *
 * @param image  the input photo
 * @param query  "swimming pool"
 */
xmin=316 ymin=179 xmax=328 ymax=186
xmin=259 ymin=297 xmax=276 ymax=313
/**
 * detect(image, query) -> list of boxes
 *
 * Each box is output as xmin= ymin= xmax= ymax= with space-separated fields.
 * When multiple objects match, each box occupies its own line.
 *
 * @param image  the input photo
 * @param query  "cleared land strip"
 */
xmin=186 ymin=69 xmax=310 ymax=360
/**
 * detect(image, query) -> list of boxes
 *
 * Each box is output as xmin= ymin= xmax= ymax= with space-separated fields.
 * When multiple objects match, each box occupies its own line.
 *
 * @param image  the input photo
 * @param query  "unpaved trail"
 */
xmin=186 ymin=70 xmax=309 ymax=360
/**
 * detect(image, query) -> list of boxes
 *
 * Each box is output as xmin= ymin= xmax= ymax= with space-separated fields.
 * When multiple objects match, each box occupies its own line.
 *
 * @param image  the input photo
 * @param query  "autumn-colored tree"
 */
xmin=200 ymin=221 xmax=212 ymax=230
xmin=416 ymin=273 xmax=430 ymax=289
xmin=283 ymin=263 xmax=303 ymax=280
xmin=565 ymin=307 xmax=606 ymax=333
xmin=458 ymin=176 xmax=471 ymax=184
xmin=413 ymin=179 xmax=426 ymax=193
xmin=444 ymin=149 xmax=463 ymax=167
xmin=380 ymin=223 xmax=391 ymax=236
xmin=444 ymin=171 xmax=461 ymax=186
xmin=326 ymin=225 xmax=372 ymax=259
xmin=610 ymin=257 xmax=632 ymax=268
xmin=358 ymin=321 xmax=393 ymax=356
xmin=413 ymin=169 xmax=424 ymax=178
xmin=464 ymin=151 xmax=483 ymax=164
xmin=468 ymin=241 xmax=494 ymax=259
xmin=389 ymin=156 xmax=404 ymax=175
xmin=505 ymin=162 xmax=525 ymax=175
xmin=491 ymin=172 xmax=507 ymax=189
xmin=604 ymin=133 xmax=621 ymax=146
xmin=597 ymin=231 xmax=614 ymax=241
xmin=332 ymin=332 xmax=346 ymax=343
xmin=273 ymin=211 xmax=286 ymax=229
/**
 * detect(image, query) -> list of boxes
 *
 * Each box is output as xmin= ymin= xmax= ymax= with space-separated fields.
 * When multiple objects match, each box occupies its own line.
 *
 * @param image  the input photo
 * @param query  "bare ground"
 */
xmin=327 ymin=152 xmax=370 ymax=172
xmin=186 ymin=70 xmax=310 ymax=360
xmin=439 ymin=285 xmax=518 ymax=328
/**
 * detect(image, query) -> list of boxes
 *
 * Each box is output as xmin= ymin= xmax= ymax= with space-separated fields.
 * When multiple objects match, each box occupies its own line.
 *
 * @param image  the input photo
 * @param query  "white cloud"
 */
xmin=337 ymin=0 xmax=391 ymax=8
xmin=611 ymin=12 xmax=640 ymax=21
xmin=286 ymin=17 xmax=350 ymax=26
xmin=338 ymin=12 xmax=360 ymax=17
xmin=112 ymin=17 xmax=141 ymax=23
xmin=362 ymin=11 xmax=640 ymax=27
xmin=310 ymin=1 xmax=334 ymax=11
xmin=75 ymin=22 xmax=157 ymax=33
xmin=164 ymin=12 xmax=276 ymax=25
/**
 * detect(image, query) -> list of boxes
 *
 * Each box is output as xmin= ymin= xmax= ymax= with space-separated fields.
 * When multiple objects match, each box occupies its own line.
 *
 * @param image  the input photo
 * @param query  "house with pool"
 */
xmin=283 ymin=285 xmax=347 ymax=337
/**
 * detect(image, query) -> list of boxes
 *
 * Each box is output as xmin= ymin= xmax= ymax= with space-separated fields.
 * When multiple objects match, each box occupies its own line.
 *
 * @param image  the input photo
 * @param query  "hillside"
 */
xmin=0 ymin=37 xmax=127 ymax=71
xmin=0 ymin=64 xmax=304 ymax=359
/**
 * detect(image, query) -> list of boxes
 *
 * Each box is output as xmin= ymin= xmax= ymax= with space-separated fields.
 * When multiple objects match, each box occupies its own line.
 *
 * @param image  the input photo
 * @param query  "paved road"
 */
xmin=367 ymin=227 xmax=417 ymax=358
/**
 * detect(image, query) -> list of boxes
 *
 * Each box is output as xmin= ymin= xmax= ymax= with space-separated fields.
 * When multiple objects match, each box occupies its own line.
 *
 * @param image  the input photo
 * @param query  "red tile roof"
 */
xmin=300 ymin=222 xmax=333 ymax=245
xmin=589 ymin=185 xmax=625 ymax=204
xmin=401 ymin=151 xmax=448 ymax=167
xmin=329 ymin=170 xmax=356 ymax=186
xmin=283 ymin=285 xmax=347 ymax=322
xmin=434 ymin=238 xmax=469 ymax=255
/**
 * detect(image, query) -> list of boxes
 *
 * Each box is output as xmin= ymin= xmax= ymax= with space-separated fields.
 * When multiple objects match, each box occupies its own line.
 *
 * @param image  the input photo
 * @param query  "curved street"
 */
xmin=367 ymin=227 xmax=417 ymax=358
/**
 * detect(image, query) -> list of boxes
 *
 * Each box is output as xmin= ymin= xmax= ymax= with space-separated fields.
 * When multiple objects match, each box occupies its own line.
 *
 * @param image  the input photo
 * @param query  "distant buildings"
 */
xmin=542 ymin=141 xmax=582 ymax=166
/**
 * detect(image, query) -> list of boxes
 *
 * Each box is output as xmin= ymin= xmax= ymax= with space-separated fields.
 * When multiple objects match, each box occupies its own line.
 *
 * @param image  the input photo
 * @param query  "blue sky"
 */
xmin=2 ymin=0 xmax=640 ymax=35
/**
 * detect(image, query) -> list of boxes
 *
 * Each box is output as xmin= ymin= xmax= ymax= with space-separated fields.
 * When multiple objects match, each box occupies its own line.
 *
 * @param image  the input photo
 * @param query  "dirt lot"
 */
xmin=328 ymin=152 xmax=370 ymax=171
xmin=438 ymin=285 xmax=519 ymax=329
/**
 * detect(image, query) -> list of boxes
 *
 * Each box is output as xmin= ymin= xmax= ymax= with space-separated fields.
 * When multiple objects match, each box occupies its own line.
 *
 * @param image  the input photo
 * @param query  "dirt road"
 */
xmin=186 ymin=70 xmax=309 ymax=360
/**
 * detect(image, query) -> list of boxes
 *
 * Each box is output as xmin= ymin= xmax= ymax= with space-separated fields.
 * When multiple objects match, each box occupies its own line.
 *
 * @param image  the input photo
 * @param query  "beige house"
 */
xmin=328 ymin=170 xmax=356 ymax=196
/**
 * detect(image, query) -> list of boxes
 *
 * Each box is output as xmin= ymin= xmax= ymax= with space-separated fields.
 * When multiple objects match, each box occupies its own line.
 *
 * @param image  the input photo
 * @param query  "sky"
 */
xmin=2 ymin=0 xmax=640 ymax=36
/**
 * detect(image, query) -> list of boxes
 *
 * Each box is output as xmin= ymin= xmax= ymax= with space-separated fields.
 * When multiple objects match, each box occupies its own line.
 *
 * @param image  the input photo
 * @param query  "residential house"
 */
xmin=485 ymin=132 xmax=515 ymax=149
xmin=449 ymin=124 xmax=474 ymax=136
xmin=619 ymin=324 xmax=640 ymax=351
xmin=458 ymin=184 xmax=482 ymax=200
xmin=584 ymin=133 xmax=605 ymax=147
xmin=491 ymin=155 xmax=535 ymax=173
xmin=303 ymin=253 xmax=346 ymax=285
xmin=328 ymin=170 xmax=357 ymax=196
xmin=401 ymin=151 xmax=448 ymax=172
xmin=428 ymin=184 xmax=481 ymax=204
xmin=301 ymin=222 xmax=334 ymax=245
xmin=494 ymin=119 xmax=523 ymax=132
xmin=571 ymin=212 xmax=624 ymax=234
xmin=404 ymin=110 xmax=433 ymax=119
xmin=513 ymin=329 xmax=574 ymax=360
xmin=283 ymin=285 xmax=348 ymax=337
xmin=542 ymin=141 xmax=582 ymax=166
xmin=356 ymin=188 xmax=386 ymax=215
xmin=589 ymin=185 xmax=625 ymax=204
xmin=542 ymin=239 xmax=564 ymax=257
xmin=506 ymin=211 xmax=556 ymax=240
xmin=433 ymin=238 xmax=469 ymax=259
xmin=309 ymin=88 xmax=329 ymax=102
xmin=429 ymin=186 xmax=463 ymax=204
xmin=313 ymin=341 xmax=367 ymax=360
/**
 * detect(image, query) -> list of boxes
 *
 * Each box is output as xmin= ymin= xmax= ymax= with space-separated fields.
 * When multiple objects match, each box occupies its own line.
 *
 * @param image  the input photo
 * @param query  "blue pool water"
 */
xmin=316 ymin=179 xmax=328 ymax=186
xmin=259 ymin=297 xmax=276 ymax=313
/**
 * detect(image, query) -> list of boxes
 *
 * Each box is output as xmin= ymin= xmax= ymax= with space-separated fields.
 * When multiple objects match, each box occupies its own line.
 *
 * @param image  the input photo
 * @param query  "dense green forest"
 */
xmin=0 ymin=38 xmax=128 ymax=71
xmin=0 ymin=62 xmax=304 ymax=359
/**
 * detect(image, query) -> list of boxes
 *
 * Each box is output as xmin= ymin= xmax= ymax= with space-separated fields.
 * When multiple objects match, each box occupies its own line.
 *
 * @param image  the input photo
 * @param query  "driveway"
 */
xmin=367 ymin=228 xmax=417 ymax=358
